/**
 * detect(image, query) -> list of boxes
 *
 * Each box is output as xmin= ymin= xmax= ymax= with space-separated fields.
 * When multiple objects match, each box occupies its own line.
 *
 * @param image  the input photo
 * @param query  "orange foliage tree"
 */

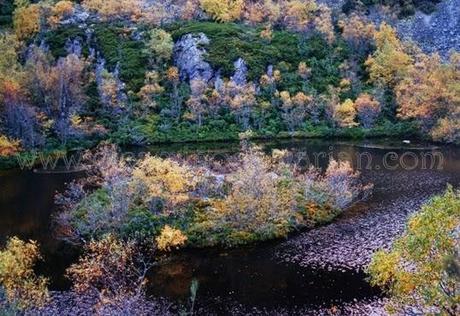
xmin=355 ymin=93 xmax=381 ymax=129
xmin=396 ymin=53 xmax=460 ymax=143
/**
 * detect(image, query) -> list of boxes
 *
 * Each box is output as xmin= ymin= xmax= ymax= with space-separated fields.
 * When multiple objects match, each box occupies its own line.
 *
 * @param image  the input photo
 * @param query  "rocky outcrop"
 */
xmin=173 ymin=33 xmax=214 ymax=82
xmin=395 ymin=0 xmax=460 ymax=58
xmin=230 ymin=58 xmax=248 ymax=86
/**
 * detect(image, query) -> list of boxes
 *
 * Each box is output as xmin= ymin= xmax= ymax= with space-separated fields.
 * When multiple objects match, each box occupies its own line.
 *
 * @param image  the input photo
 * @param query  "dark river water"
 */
xmin=1 ymin=139 xmax=459 ymax=314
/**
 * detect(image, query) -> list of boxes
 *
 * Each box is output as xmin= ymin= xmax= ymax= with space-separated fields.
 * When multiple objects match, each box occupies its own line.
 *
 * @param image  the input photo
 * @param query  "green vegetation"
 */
xmin=0 ymin=0 xmax=14 ymax=26
xmin=170 ymin=21 xmax=346 ymax=91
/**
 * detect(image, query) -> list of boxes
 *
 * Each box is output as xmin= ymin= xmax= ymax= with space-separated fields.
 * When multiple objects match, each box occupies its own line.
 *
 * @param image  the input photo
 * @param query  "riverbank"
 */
xmin=0 ymin=121 xmax=419 ymax=171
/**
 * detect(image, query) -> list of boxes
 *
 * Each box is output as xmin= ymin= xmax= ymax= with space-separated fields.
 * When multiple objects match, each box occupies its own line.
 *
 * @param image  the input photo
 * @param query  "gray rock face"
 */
xmin=65 ymin=39 xmax=82 ymax=56
xmin=230 ymin=58 xmax=248 ymax=86
xmin=395 ymin=0 xmax=460 ymax=58
xmin=173 ymin=33 xmax=214 ymax=82
xmin=60 ymin=4 xmax=90 ymax=25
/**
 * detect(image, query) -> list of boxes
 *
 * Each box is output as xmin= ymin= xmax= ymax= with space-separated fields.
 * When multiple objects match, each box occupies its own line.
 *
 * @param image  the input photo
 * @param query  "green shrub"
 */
xmin=93 ymin=25 xmax=149 ymax=92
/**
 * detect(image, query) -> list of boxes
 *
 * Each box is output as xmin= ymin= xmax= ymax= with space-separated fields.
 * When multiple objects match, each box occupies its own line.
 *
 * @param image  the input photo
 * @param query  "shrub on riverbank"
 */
xmin=367 ymin=186 xmax=460 ymax=315
xmin=0 ymin=237 xmax=49 ymax=310
xmin=55 ymin=143 xmax=371 ymax=247
xmin=0 ymin=235 xmax=174 ymax=315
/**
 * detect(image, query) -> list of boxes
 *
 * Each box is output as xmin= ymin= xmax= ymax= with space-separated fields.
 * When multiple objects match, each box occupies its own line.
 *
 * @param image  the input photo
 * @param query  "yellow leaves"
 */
xmin=156 ymin=225 xmax=188 ymax=251
xmin=199 ymin=0 xmax=244 ymax=22
xmin=395 ymin=51 xmax=459 ymax=143
xmin=132 ymin=155 xmax=198 ymax=206
xmin=260 ymin=25 xmax=273 ymax=41
xmin=0 ymin=237 xmax=49 ymax=309
xmin=284 ymin=0 xmax=317 ymax=29
xmin=48 ymin=0 xmax=74 ymax=28
xmin=334 ymin=98 xmax=357 ymax=128
xmin=368 ymin=188 xmax=460 ymax=313
xmin=298 ymin=62 xmax=311 ymax=80
xmin=339 ymin=13 xmax=375 ymax=46
xmin=82 ymin=0 xmax=142 ymax=21
xmin=166 ymin=66 xmax=180 ymax=82
xmin=365 ymin=23 xmax=412 ymax=87
xmin=367 ymin=249 xmax=400 ymax=288
xmin=0 ymin=135 xmax=21 ymax=157
xmin=13 ymin=3 xmax=41 ymax=40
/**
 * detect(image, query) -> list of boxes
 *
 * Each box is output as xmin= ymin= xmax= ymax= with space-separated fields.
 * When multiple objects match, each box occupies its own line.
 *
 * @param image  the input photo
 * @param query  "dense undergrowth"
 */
xmin=54 ymin=144 xmax=372 ymax=247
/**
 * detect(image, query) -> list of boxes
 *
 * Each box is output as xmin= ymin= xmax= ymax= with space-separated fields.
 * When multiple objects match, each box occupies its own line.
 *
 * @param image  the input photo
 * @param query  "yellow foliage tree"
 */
xmin=156 ymin=225 xmax=188 ymax=251
xmin=396 ymin=53 xmax=460 ymax=143
xmin=365 ymin=23 xmax=412 ymax=87
xmin=132 ymin=155 xmax=199 ymax=208
xmin=283 ymin=0 xmax=318 ymax=32
xmin=199 ymin=0 xmax=243 ymax=22
xmin=0 ymin=135 xmax=21 ymax=157
xmin=0 ymin=237 xmax=49 ymax=309
xmin=207 ymin=147 xmax=295 ymax=243
xmin=13 ymin=3 xmax=41 ymax=40
xmin=82 ymin=0 xmax=142 ymax=21
xmin=335 ymin=98 xmax=357 ymax=128
xmin=368 ymin=187 xmax=460 ymax=315
xmin=47 ymin=0 xmax=74 ymax=27
xmin=339 ymin=13 xmax=375 ymax=54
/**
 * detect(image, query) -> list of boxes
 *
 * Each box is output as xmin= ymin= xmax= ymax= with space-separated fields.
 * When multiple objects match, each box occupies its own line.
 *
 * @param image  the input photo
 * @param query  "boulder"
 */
xmin=230 ymin=58 xmax=248 ymax=86
xmin=173 ymin=33 xmax=214 ymax=82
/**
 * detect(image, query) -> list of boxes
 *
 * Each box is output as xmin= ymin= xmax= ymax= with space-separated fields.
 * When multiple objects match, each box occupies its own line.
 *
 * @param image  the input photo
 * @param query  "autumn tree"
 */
xmin=339 ymin=13 xmax=375 ymax=56
xmin=0 ymin=135 xmax=21 ymax=157
xmin=156 ymin=225 xmax=188 ymax=251
xmin=396 ymin=53 xmax=460 ymax=143
xmin=82 ymin=0 xmax=142 ymax=21
xmin=186 ymin=79 xmax=208 ymax=127
xmin=25 ymin=47 xmax=88 ymax=143
xmin=313 ymin=4 xmax=335 ymax=44
xmin=206 ymin=146 xmax=296 ymax=244
xmin=225 ymin=82 xmax=257 ymax=130
xmin=132 ymin=154 xmax=199 ymax=210
xmin=1 ymin=62 xmax=43 ymax=148
xmin=283 ymin=0 xmax=317 ymax=32
xmin=334 ymin=98 xmax=357 ymax=128
xmin=138 ymin=71 xmax=164 ymax=112
xmin=13 ymin=1 xmax=41 ymax=40
xmin=166 ymin=66 xmax=183 ymax=121
xmin=0 ymin=31 xmax=23 ymax=108
xmin=365 ymin=23 xmax=412 ymax=87
xmin=355 ymin=93 xmax=381 ymax=128
xmin=199 ymin=0 xmax=243 ymax=22
xmin=300 ymin=159 xmax=369 ymax=223
xmin=368 ymin=187 xmax=460 ymax=315
xmin=0 ymin=237 xmax=49 ymax=310
xmin=280 ymin=91 xmax=312 ymax=132
xmin=66 ymin=235 xmax=153 ymax=313
xmin=259 ymin=66 xmax=281 ymax=106
xmin=47 ymin=0 xmax=74 ymax=28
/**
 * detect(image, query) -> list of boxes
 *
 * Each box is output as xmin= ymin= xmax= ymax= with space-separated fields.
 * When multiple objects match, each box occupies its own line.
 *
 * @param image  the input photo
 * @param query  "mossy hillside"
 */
xmin=45 ymin=24 xmax=149 ymax=92
xmin=170 ymin=22 xmax=348 ymax=93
